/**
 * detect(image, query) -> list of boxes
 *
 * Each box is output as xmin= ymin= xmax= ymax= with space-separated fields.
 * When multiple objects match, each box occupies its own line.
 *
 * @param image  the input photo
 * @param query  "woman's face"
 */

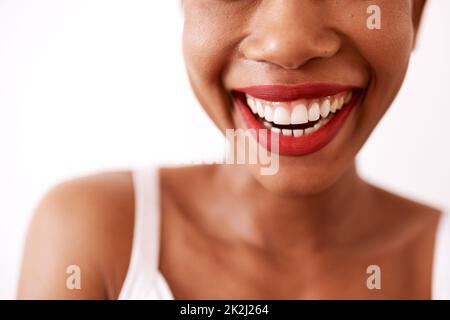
xmin=182 ymin=0 xmax=425 ymax=195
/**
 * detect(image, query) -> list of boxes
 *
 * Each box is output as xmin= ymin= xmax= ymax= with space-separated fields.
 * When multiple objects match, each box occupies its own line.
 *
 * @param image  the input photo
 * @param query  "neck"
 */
xmin=217 ymin=162 xmax=375 ymax=253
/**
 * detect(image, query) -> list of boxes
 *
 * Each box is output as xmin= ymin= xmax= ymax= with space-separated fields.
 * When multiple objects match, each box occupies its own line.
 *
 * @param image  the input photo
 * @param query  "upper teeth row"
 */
xmin=246 ymin=91 xmax=352 ymax=125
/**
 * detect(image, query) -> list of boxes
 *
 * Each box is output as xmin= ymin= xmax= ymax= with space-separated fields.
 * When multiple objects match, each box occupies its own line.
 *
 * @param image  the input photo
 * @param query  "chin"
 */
xmin=247 ymin=163 xmax=345 ymax=197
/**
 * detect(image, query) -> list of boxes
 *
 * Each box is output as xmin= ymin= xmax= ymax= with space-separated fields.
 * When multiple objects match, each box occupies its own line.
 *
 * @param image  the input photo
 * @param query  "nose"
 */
xmin=239 ymin=0 xmax=342 ymax=70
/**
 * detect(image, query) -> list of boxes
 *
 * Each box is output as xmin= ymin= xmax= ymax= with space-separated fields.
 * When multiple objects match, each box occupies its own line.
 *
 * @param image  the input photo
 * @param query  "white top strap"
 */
xmin=118 ymin=167 xmax=161 ymax=299
xmin=432 ymin=211 xmax=450 ymax=300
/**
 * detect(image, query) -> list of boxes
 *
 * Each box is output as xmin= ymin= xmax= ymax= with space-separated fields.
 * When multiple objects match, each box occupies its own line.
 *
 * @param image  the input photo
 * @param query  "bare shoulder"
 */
xmin=369 ymin=183 xmax=442 ymax=217
xmin=18 ymin=171 xmax=135 ymax=299
xmin=367 ymin=182 xmax=442 ymax=246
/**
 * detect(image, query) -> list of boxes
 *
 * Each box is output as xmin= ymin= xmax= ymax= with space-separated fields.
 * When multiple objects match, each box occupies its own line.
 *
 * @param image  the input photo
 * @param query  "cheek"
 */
xmin=182 ymin=8 xmax=236 ymax=86
xmin=182 ymin=5 xmax=246 ymax=129
xmin=362 ymin=21 xmax=413 ymax=129
xmin=359 ymin=26 xmax=413 ymax=84
xmin=353 ymin=0 xmax=414 ymax=86
xmin=338 ymin=2 xmax=414 ymax=83
xmin=338 ymin=2 xmax=415 ymax=131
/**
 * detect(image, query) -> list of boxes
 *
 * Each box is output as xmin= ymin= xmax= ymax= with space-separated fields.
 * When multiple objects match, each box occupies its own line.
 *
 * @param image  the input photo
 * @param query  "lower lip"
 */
xmin=234 ymin=93 xmax=360 ymax=157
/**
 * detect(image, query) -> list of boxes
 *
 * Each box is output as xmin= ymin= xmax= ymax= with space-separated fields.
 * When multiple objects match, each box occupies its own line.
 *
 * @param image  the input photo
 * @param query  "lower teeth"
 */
xmin=261 ymin=114 xmax=334 ymax=137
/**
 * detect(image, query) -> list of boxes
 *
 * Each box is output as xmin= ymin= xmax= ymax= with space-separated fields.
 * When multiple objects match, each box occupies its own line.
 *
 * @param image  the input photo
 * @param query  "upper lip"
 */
xmin=233 ymin=83 xmax=358 ymax=102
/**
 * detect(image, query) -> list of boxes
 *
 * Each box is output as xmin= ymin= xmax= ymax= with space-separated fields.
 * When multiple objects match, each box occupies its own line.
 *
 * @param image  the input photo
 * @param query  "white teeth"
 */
xmin=256 ymin=101 xmax=265 ymax=118
xmin=263 ymin=121 xmax=272 ymax=129
xmin=320 ymin=98 xmax=331 ymax=118
xmin=304 ymin=127 xmax=315 ymax=135
xmin=273 ymin=107 xmax=291 ymax=125
xmin=245 ymin=90 xmax=354 ymax=137
xmin=331 ymin=98 xmax=339 ymax=113
xmin=293 ymin=129 xmax=304 ymax=137
xmin=247 ymin=96 xmax=257 ymax=114
xmin=308 ymin=102 xmax=321 ymax=121
xmin=291 ymin=103 xmax=309 ymax=125
xmin=344 ymin=91 xmax=353 ymax=104
xmin=313 ymin=122 xmax=322 ymax=131
xmin=337 ymin=96 xmax=344 ymax=110
xmin=264 ymin=105 xmax=274 ymax=122
xmin=271 ymin=127 xmax=281 ymax=134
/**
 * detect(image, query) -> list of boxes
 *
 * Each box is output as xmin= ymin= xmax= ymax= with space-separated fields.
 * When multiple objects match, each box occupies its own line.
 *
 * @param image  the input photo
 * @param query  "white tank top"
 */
xmin=118 ymin=167 xmax=450 ymax=300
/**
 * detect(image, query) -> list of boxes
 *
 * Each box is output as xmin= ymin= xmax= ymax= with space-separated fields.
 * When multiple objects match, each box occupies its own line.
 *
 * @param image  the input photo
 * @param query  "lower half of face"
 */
xmin=183 ymin=0 xmax=418 ymax=195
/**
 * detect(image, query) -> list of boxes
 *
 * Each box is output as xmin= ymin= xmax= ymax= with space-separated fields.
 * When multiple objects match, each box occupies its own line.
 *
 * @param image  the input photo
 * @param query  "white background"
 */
xmin=0 ymin=1 xmax=449 ymax=299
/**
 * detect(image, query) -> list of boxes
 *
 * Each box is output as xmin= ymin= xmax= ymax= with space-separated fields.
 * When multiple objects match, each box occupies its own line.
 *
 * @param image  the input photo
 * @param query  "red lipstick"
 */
xmin=232 ymin=84 xmax=362 ymax=157
xmin=234 ymin=84 xmax=357 ymax=102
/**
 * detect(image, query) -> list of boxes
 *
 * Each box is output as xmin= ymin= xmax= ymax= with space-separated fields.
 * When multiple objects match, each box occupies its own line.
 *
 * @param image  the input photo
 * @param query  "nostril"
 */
xmin=238 ymin=15 xmax=342 ymax=71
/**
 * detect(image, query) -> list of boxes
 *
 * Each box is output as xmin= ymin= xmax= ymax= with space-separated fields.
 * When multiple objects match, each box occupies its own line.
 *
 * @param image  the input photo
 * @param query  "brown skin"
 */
xmin=18 ymin=0 xmax=441 ymax=299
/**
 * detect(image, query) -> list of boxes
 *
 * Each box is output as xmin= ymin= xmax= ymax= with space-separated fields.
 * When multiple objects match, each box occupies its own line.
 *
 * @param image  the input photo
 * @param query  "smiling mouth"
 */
xmin=232 ymin=84 xmax=363 ymax=156
xmin=244 ymin=90 xmax=353 ymax=137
